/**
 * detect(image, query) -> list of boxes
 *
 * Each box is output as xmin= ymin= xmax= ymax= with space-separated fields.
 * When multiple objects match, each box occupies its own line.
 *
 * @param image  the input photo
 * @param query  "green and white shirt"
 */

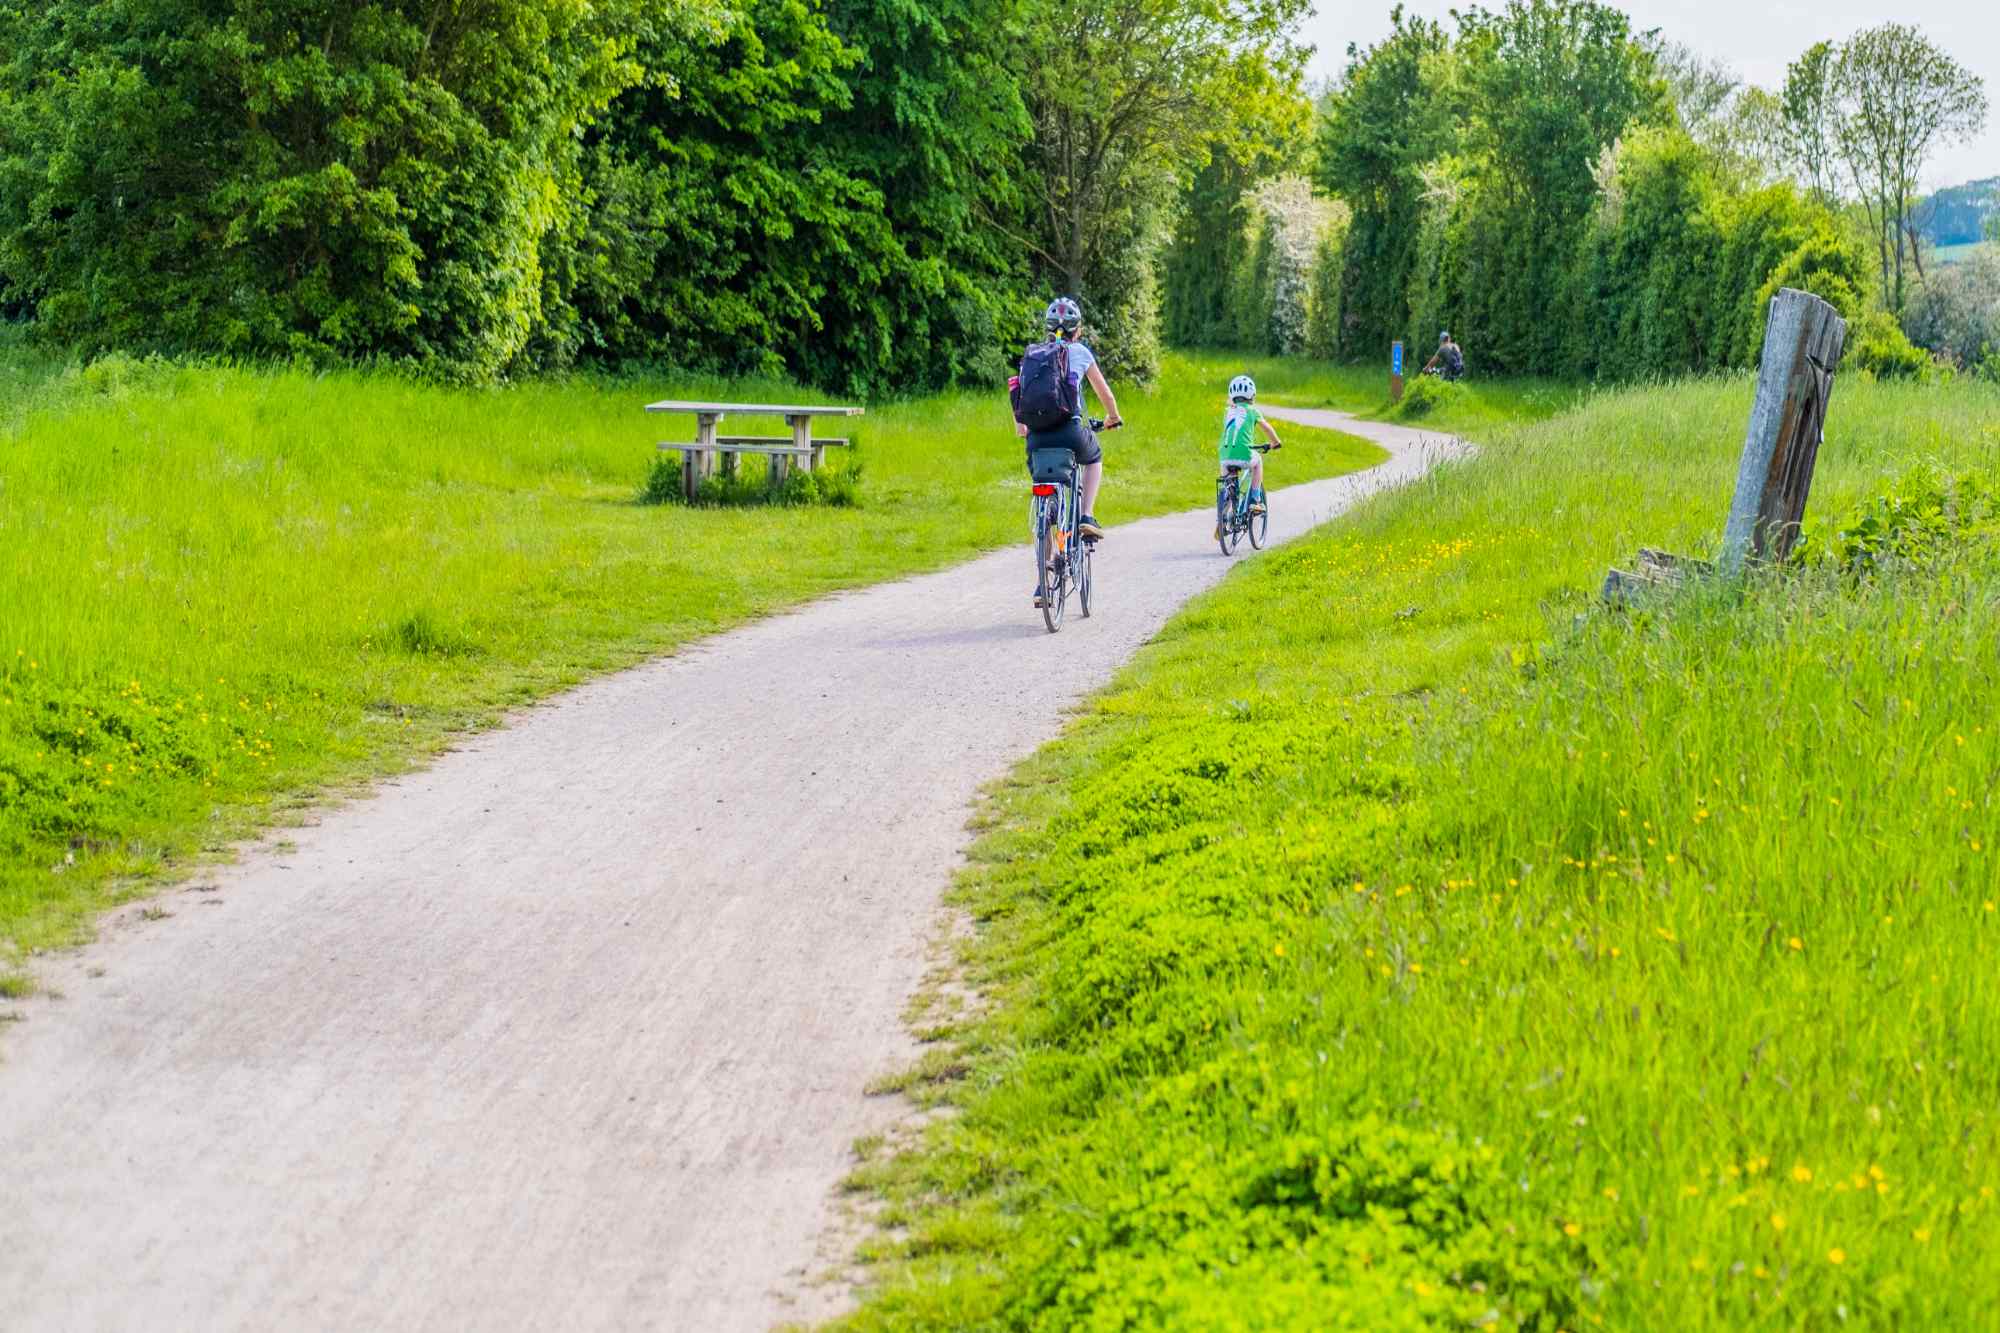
xmin=1218 ymin=401 xmax=1263 ymax=465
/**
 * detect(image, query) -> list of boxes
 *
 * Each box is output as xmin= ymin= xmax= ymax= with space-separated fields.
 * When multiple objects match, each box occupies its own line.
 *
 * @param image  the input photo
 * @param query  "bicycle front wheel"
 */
xmin=1077 ymin=541 xmax=1093 ymax=618
xmin=1247 ymin=503 xmax=1268 ymax=549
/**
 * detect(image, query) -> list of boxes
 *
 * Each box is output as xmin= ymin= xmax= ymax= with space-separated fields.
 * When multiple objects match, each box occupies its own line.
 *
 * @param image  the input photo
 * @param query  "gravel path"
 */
xmin=0 ymin=407 xmax=1459 ymax=1331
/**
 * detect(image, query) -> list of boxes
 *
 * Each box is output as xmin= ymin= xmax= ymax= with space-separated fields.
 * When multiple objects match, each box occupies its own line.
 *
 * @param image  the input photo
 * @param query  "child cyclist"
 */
xmin=1217 ymin=374 xmax=1281 ymax=532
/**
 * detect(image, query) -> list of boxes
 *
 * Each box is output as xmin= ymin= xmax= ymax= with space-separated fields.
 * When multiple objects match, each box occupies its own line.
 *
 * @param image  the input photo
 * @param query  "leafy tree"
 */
xmin=1162 ymin=119 xmax=1305 ymax=350
xmin=1302 ymin=208 xmax=1351 ymax=359
xmin=1727 ymin=86 xmax=1791 ymax=184
xmin=1457 ymin=1 xmax=1660 ymax=221
xmin=1902 ymin=246 xmax=2000 ymax=370
xmin=552 ymin=0 xmax=1031 ymax=395
xmin=1162 ymin=158 xmax=1262 ymax=349
xmin=809 ymin=0 xmax=1035 ymax=389
xmin=0 ymin=0 xmax=658 ymax=379
xmin=1833 ymin=23 xmax=1989 ymax=312
xmin=1450 ymin=0 xmax=1663 ymax=371
xmin=1314 ymin=7 xmax=1455 ymax=358
xmin=1568 ymin=129 xmax=1719 ymax=375
xmin=1651 ymin=38 xmax=1739 ymax=153
xmin=1779 ymin=41 xmax=1842 ymax=205
xmin=1011 ymin=0 xmax=1311 ymax=377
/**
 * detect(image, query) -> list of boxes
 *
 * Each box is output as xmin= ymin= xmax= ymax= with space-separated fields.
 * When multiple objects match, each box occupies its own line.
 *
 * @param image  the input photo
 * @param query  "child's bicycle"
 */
xmin=1215 ymin=443 xmax=1277 ymax=557
xmin=1028 ymin=419 xmax=1117 ymax=633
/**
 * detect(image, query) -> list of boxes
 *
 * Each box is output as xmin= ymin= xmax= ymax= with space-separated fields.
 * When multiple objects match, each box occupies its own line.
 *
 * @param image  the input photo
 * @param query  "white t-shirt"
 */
xmin=1062 ymin=340 xmax=1096 ymax=402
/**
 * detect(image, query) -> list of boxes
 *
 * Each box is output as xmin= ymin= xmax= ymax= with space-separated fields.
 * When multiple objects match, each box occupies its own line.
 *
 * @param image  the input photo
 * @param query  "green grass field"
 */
xmin=837 ymin=372 xmax=2000 ymax=1328
xmin=0 ymin=340 xmax=1382 ymax=986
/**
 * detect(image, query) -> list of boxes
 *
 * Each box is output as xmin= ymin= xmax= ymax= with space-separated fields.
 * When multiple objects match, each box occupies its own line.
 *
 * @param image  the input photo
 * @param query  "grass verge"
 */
xmin=0 ymin=345 xmax=1382 ymax=984
xmin=834 ymin=371 xmax=2000 ymax=1329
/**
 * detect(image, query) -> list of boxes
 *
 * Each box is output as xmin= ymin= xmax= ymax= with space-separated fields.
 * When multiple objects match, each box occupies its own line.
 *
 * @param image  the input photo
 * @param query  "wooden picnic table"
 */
xmin=645 ymin=399 xmax=864 ymax=500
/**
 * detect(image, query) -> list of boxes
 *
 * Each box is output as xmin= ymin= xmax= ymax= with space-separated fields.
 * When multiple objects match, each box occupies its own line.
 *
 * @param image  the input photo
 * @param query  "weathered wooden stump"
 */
xmin=1720 ymin=287 xmax=1849 ymax=569
xmin=1603 ymin=287 xmax=1848 ymax=603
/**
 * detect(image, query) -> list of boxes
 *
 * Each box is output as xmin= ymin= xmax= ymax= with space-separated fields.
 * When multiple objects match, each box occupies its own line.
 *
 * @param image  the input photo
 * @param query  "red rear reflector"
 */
xmin=1031 ymin=484 xmax=1057 ymax=496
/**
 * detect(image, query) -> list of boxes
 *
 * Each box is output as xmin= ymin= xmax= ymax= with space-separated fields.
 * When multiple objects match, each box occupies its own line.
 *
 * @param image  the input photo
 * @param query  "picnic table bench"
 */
xmin=645 ymin=399 xmax=864 ymax=501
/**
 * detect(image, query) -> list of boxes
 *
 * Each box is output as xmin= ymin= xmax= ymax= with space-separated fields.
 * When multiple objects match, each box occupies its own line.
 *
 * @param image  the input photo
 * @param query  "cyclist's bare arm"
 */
xmin=1084 ymin=363 xmax=1122 ymax=428
xmin=1258 ymin=418 xmax=1282 ymax=448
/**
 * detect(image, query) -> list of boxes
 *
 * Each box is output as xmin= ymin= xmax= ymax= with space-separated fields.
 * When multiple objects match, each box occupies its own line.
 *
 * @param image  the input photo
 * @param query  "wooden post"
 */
xmin=769 ymin=414 xmax=806 ymax=489
xmin=688 ymin=411 xmax=722 ymax=499
xmin=1390 ymin=340 xmax=1405 ymax=404
xmin=1720 ymin=288 xmax=1848 ymax=570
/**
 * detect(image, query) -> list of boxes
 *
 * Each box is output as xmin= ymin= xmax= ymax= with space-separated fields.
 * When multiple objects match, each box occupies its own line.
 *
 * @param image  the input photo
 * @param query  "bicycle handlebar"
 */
xmin=1089 ymin=418 xmax=1124 ymax=432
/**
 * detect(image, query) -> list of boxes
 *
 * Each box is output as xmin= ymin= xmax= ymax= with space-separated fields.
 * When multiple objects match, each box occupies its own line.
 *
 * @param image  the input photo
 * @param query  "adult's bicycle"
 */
xmin=1028 ymin=418 xmax=1116 ymax=633
xmin=1215 ymin=442 xmax=1278 ymax=557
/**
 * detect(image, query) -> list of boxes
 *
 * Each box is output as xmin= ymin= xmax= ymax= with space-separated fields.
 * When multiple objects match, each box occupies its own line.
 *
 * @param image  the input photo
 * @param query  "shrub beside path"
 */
xmin=0 ymin=409 xmax=1461 ymax=1331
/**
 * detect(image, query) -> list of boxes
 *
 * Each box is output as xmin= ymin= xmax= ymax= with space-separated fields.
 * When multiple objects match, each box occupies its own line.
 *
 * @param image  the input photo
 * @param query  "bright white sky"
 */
xmin=1303 ymin=1 xmax=2000 ymax=189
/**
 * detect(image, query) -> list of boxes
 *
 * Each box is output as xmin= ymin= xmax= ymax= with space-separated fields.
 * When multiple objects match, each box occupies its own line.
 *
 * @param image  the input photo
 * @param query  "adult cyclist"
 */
xmin=1421 ymin=330 xmax=1464 ymax=382
xmin=1013 ymin=297 xmax=1122 ymax=541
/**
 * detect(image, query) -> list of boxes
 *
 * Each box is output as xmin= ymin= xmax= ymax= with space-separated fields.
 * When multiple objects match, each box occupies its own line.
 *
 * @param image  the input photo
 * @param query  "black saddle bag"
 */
xmin=1028 ymin=447 xmax=1078 ymax=484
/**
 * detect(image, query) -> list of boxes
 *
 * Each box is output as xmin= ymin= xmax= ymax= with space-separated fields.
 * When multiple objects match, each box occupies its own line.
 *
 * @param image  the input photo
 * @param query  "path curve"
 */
xmin=0 ymin=407 xmax=1459 ymax=1331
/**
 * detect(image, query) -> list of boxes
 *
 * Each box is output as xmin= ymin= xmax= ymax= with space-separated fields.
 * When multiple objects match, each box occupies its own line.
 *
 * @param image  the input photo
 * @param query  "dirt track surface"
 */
xmin=0 ymin=408 xmax=1458 ymax=1331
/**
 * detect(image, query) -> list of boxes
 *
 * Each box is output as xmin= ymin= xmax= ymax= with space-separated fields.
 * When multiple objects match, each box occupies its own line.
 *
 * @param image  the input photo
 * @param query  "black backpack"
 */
xmin=1015 ymin=339 xmax=1078 ymax=430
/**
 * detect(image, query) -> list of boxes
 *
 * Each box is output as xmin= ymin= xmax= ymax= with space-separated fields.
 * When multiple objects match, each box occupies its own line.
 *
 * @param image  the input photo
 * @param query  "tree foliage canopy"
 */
xmin=2 ymin=0 xmax=1307 ymax=390
xmin=1162 ymin=6 xmax=1991 ymax=380
xmin=0 ymin=0 xmax=654 ymax=379
xmin=1832 ymin=23 xmax=1989 ymax=312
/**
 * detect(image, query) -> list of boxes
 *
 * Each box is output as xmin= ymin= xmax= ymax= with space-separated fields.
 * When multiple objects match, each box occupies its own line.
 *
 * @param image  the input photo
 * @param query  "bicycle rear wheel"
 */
xmin=1217 ymin=479 xmax=1237 ymax=557
xmin=1041 ymin=557 xmax=1067 ymax=632
xmin=1040 ymin=502 xmax=1068 ymax=633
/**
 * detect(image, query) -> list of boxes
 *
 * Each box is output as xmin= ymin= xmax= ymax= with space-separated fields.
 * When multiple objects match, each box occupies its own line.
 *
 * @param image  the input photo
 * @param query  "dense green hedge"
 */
xmin=1161 ymin=0 xmax=1934 ymax=382
xmin=0 ymin=0 xmax=640 ymax=380
xmin=1307 ymin=0 xmax=1876 ymax=380
xmin=0 ymin=0 xmax=1040 ymax=392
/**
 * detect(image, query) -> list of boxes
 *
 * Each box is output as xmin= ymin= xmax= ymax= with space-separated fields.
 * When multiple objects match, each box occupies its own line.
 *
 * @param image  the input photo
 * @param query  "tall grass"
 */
xmin=838 ymin=373 xmax=2000 ymax=1329
xmin=0 ymin=347 xmax=1382 ymax=979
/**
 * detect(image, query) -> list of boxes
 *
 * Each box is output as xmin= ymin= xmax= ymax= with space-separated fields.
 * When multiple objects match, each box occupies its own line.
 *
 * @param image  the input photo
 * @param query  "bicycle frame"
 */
xmin=1215 ymin=442 xmax=1273 ymax=557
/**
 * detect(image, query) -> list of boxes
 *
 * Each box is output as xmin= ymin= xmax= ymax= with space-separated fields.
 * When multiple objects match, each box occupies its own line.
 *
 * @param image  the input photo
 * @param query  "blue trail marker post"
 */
xmin=1390 ymin=340 xmax=1404 ymax=404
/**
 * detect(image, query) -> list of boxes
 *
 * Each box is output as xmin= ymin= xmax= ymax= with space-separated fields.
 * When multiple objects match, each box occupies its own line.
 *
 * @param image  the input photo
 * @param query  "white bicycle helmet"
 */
xmin=1044 ymin=297 xmax=1083 ymax=334
xmin=1227 ymin=374 xmax=1256 ymax=402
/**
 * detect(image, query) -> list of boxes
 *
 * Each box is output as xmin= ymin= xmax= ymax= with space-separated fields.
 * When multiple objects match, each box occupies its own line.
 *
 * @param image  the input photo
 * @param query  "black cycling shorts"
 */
xmin=1024 ymin=416 xmax=1102 ymax=468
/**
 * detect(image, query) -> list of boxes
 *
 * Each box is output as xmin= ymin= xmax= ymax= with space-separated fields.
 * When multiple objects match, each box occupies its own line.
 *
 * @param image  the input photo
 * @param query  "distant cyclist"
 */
xmin=1011 ymin=297 xmax=1122 ymax=541
xmin=1217 ymin=375 xmax=1281 ymax=532
xmin=1421 ymin=330 xmax=1465 ymax=382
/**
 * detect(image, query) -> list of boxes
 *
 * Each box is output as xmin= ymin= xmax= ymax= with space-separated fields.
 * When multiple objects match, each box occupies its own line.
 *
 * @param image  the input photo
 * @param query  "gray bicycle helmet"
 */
xmin=1045 ymin=297 xmax=1083 ymax=335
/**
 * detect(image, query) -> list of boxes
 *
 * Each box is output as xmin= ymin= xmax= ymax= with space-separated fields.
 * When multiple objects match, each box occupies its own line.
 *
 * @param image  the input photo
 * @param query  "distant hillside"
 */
xmin=1919 ymin=177 xmax=1998 ymax=246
